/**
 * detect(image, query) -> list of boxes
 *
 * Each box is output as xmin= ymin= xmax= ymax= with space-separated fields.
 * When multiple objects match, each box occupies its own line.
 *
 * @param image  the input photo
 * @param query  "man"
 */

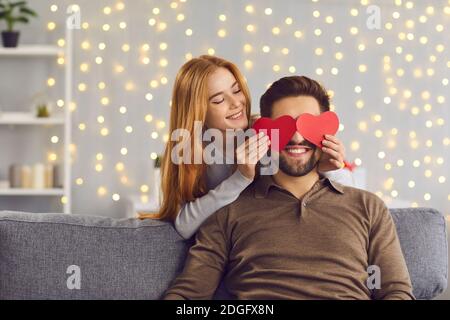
xmin=164 ymin=76 xmax=414 ymax=300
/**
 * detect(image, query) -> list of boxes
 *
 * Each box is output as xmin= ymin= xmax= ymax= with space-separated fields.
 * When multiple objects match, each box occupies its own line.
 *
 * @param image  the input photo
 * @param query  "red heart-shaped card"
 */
xmin=296 ymin=111 xmax=339 ymax=148
xmin=252 ymin=115 xmax=297 ymax=151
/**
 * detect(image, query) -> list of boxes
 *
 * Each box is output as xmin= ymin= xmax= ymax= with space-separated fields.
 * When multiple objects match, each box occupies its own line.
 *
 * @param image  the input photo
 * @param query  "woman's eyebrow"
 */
xmin=209 ymin=81 xmax=238 ymax=100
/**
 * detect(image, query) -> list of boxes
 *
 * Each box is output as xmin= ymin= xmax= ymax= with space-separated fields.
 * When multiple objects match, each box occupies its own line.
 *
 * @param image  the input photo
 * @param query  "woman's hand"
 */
xmin=318 ymin=135 xmax=346 ymax=173
xmin=236 ymin=132 xmax=270 ymax=179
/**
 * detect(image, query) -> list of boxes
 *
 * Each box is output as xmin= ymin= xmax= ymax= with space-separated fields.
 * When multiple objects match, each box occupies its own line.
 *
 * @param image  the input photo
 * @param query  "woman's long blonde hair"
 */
xmin=144 ymin=55 xmax=251 ymax=222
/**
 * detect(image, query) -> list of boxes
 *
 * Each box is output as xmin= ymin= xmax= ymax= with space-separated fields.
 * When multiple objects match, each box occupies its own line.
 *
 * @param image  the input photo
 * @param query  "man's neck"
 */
xmin=272 ymin=168 xmax=320 ymax=200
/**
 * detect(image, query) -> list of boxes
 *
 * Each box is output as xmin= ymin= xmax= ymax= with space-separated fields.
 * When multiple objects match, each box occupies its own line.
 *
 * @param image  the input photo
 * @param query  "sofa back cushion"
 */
xmin=0 ymin=208 xmax=447 ymax=299
xmin=0 ymin=211 xmax=190 ymax=299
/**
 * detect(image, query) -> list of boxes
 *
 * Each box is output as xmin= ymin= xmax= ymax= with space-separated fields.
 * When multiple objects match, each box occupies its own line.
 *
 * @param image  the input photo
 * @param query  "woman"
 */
xmin=146 ymin=55 xmax=350 ymax=239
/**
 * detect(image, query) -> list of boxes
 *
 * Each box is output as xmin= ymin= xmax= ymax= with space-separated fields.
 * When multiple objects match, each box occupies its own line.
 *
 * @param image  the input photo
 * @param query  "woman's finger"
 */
xmin=329 ymin=159 xmax=343 ymax=169
xmin=247 ymin=142 xmax=269 ymax=162
xmin=248 ymin=150 xmax=263 ymax=164
xmin=247 ymin=136 xmax=270 ymax=153
xmin=244 ymin=136 xmax=269 ymax=156
xmin=257 ymin=146 xmax=270 ymax=161
xmin=322 ymin=140 xmax=341 ymax=153
xmin=324 ymin=135 xmax=340 ymax=144
xmin=249 ymin=146 xmax=268 ymax=164
xmin=322 ymin=147 xmax=343 ymax=162
xmin=237 ymin=132 xmax=264 ymax=153
xmin=240 ymin=146 xmax=260 ymax=163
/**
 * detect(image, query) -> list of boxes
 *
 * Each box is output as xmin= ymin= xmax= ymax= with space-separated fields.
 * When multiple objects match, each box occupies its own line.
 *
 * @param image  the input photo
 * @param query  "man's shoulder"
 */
xmin=334 ymin=182 xmax=389 ymax=222
xmin=336 ymin=182 xmax=385 ymax=205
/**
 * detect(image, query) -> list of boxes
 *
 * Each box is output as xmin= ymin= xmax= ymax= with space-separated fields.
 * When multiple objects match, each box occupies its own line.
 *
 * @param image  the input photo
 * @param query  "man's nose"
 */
xmin=290 ymin=131 xmax=305 ymax=144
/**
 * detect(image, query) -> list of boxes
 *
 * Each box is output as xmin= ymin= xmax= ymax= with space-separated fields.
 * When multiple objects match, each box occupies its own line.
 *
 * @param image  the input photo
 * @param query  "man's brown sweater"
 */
xmin=164 ymin=175 xmax=414 ymax=300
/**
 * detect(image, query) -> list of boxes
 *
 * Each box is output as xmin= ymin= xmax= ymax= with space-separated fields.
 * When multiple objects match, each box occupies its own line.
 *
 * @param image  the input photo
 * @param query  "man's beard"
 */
xmin=278 ymin=141 xmax=321 ymax=177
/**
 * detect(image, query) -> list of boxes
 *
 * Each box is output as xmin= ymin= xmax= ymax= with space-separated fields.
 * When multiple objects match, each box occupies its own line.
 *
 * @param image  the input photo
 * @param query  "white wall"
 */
xmin=1 ymin=3 xmax=449 ymax=209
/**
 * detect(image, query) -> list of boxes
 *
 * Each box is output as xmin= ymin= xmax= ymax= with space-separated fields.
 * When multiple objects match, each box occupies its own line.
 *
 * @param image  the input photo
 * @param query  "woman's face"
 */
xmin=205 ymin=67 xmax=248 ymax=131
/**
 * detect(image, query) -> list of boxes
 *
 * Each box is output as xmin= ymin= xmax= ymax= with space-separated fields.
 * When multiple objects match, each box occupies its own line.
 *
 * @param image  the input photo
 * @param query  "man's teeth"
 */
xmin=228 ymin=111 xmax=242 ymax=120
xmin=286 ymin=148 xmax=308 ymax=154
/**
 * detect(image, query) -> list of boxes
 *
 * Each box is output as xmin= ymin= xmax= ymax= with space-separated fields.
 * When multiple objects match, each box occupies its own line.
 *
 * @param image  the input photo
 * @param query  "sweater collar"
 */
xmin=254 ymin=173 xmax=345 ymax=199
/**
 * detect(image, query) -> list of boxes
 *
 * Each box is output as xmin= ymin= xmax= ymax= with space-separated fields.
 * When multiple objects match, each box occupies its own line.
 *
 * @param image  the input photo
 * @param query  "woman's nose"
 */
xmin=229 ymin=97 xmax=241 ymax=109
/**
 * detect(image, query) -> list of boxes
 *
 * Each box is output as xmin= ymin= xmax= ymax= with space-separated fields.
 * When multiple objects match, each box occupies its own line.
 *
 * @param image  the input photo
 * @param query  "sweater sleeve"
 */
xmin=322 ymin=168 xmax=355 ymax=187
xmin=174 ymin=169 xmax=252 ymax=239
xmin=367 ymin=197 xmax=415 ymax=300
xmin=164 ymin=207 xmax=230 ymax=300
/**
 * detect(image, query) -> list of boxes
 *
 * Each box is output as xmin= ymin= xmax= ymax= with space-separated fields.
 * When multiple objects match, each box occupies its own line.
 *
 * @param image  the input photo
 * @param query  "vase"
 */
xmin=1 ymin=31 xmax=20 ymax=48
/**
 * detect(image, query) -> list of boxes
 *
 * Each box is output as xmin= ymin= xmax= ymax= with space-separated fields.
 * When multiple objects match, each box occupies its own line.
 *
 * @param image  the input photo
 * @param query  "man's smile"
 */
xmin=283 ymin=145 xmax=313 ymax=159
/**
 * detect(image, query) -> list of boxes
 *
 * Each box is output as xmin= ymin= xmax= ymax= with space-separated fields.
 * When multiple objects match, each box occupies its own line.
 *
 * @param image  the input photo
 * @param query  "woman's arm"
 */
xmin=175 ymin=133 xmax=269 ymax=239
xmin=174 ymin=169 xmax=252 ymax=239
xmin=322 ymin=168 xmax=354 ymax=187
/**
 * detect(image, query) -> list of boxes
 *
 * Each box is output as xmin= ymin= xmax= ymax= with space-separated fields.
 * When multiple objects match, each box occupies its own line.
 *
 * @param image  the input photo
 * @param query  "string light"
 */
xmin=157 ymin=22 xmax=167 ymax=31
xmin=115 ymin=162 xmax=124 ymax=172
xmin=47 ymin=22 xmax=56 ymax=30
xmin=47 ymin=78 xmax=56 ymax=87
xmin=294 ymin=30 xmax=303 ymax=38
xmin=97 ymin=187 xmax=107 ymax=197
xmin=116 ymin=2 xmax=125 ymax=11
xmin=145 ymin=114 xmax=153 ymax=123
xmin=100 ymin=128 xmax=109 ymax=136
xmin=50 ymin=2 xmax=448 ymax=214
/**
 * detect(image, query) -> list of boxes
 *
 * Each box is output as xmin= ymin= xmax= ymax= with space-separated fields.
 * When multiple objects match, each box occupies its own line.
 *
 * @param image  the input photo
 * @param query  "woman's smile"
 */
xmin=226 ymin=109 xmax=244 ymax=120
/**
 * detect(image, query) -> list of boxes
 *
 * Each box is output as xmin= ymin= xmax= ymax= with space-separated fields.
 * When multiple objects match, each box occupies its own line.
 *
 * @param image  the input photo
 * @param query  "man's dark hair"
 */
xmin=259 ymin=76 xmax=330 ymax=117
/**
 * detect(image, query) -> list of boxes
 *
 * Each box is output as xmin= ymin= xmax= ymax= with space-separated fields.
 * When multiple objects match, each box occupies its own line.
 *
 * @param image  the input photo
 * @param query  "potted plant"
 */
xmin=36 ymin=103 xmax=50 ymax=118
xmin=0 ymin=0 xmax=37 ymax=48
xmin=31 ymin=91 xmax=54 ymax=118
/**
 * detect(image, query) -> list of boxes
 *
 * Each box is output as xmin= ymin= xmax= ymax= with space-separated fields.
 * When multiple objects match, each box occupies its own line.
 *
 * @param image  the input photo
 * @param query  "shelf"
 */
xmin=0 ymin=112 xmax=65 ymax=125
xmin=0 ymin=45 xmax=63 ymax=57
xmin=0 ymin=188 xmax=65 ymax=196
xmin=0 ymin=29 xmax=73 ymax=213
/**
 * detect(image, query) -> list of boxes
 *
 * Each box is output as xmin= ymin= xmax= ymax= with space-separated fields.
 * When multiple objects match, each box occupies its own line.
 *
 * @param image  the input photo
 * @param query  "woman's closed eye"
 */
xmin=232 ymin=85 xmax=242 ymax=94
xmin=211 ymin=87 xmax=241 ymax=104
xmin=212 ymin=98 xmax=225 ymax=104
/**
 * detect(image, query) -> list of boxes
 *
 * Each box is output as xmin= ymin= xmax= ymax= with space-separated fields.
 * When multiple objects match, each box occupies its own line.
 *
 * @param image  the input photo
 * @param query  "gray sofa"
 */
xmin=0 ymin=208 xmax=447 ymax=300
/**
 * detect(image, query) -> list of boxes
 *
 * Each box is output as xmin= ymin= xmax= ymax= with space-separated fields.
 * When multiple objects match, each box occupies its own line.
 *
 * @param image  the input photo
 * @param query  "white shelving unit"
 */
xmin=0 ymin=189 xmax=65 ymax=196
xmin=0 ymin=45 xmax=64 ymax=57
xmin=0 ymin=112 xmax=65 ymax=125
xmin=0 ymin=27 xmax=73 ymax=214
